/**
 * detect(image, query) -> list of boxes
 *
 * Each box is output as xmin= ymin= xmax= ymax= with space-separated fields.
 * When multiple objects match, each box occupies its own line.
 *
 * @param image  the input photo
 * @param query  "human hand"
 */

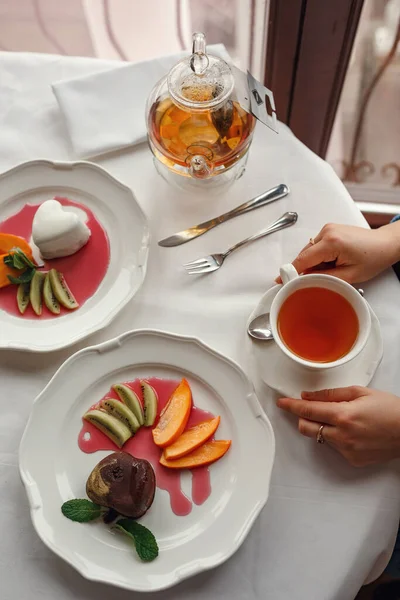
xmin=275 ymin=222 xmax=400 ymax=284
xmin=277 ymin=386 xmax=400 ymax=467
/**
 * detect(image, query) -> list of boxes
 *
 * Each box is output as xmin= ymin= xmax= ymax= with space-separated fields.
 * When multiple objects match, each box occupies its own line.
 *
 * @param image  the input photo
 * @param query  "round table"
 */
xmin=1 ymin=51 xmax=400 ymax=600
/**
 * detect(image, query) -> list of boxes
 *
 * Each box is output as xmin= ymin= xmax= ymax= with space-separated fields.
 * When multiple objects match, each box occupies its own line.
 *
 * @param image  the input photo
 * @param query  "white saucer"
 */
xmin=248 ymin=285 xmax=383 ymax=397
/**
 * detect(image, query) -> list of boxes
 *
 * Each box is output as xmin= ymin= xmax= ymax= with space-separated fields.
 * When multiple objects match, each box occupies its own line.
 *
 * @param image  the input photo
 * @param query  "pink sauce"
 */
xmin=0 ymin=197 xmax=110 ymax=319
xmin=79 ymin=378 xmax=214 ymax=516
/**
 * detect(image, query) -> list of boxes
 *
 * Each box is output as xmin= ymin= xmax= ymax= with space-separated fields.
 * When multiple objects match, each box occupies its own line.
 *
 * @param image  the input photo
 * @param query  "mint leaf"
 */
xmin=3 ymin=255 xmax=14 ymax=267
xmin=116 ymin=519 xmax=159 ymax=562
xmin=61 ymin=499 xmax=102 ymax=523
xmin=12 ymin=254 xmax=26 ymax=270
xmin=4 ymin=249 xmax=37 ymax=273
xmin=7 ymin=268 xmax=35 ymax=285
xmin=14 ymin=248 xmax=36 ymax=269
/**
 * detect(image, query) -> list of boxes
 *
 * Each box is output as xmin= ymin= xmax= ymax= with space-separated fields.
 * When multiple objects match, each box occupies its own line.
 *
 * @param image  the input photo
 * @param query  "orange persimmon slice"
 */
xmin=152 ymin=378 xmax=192 ymax=448
xmin=0 ymin=233 xmax=32 ymax=257
xmin=164 ymin=416 xmax=220 ymax=460
xmin=0 ymin=234 xmax=34 ymax=289
xmin=160 ymin=440 xmax=231 ymax=469
xmin=0 ymin=253 xmax=19 ymax=288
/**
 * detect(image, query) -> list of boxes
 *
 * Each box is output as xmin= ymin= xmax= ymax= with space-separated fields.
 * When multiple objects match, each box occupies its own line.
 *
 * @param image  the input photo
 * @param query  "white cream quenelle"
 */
xmin=32 ymin=199 xmax=91 ymax=259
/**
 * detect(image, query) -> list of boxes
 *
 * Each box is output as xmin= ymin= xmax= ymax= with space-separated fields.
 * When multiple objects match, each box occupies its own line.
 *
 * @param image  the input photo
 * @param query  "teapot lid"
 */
xmin=167 ymin=32 xmax=234 ymax=110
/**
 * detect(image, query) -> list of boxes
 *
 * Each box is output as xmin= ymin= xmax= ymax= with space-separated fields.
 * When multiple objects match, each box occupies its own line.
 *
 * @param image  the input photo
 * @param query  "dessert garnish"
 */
xmin=160 ymin=440 xmax=231 ymax=469
xmin=29 ymin=270 xmax=45 ymax=316
xmin=84 ymin=380 xmax=159 ymax=447
xmin=100 ymin=397 xmax=141 ymax=434
xmin=114 ymin=520 xmax=158 ymax=562
xmin=113 ymin=384 xmax=145 ymax=426
xmin=140 ymin=381 xmax=158 ymax=426
xmin=61 ymin=452 xmax=158 ymax=562
xmin=84 ymin=409 xmax=132 ymax=448
xmin=1 ymin=239 xmax=79 ymax=316
xmin=32 ymin=199 xmax=91 ymax=259
xmin=48 ymin=269 xmax=79 ymax=309
xmin=17 ymin=282 xmax=30 ymax=314
xmin=6 ymin=254 xmax=78 ymax=316
xmin=2 ymin=246 xmax=36 ymax=287
xmin=82 ymin=378 xmax=231 ymax=470
xmin=0 ymin=233 xmax=33 ymax=258
xmin=163 ymin=416 xmax=220 ymax=460
xmin=152 ymin=378 xmax=192 ymax=447
xmin=43 ymin=272 xmax=60 ymax=314
xmin=62 ymin=498 xmax=102 ymax=522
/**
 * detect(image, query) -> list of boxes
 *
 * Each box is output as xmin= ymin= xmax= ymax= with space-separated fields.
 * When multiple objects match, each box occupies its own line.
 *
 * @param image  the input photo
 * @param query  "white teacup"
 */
xmin=269 ymin=264 xmax=371 ymax=370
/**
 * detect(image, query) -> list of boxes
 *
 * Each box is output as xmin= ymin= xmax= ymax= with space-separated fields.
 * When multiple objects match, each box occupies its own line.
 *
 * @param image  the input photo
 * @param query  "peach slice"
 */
xmin=160 ymin=440 xmax=231 ymax=469
xmin=164 ymin=416 xmax=220 ymax=460
xmin=152 ymin=378 xmax=192 ymax=448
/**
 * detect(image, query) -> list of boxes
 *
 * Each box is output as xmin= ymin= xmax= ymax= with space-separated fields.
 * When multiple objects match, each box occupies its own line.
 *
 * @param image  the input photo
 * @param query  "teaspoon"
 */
xmin=247 ymin=313 xmax=274 ymax=341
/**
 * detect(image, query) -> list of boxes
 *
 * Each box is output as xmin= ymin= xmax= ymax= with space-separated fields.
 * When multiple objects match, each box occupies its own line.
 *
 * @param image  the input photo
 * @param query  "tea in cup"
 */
xmin=269 ymin=264 xmax=371 ymax=370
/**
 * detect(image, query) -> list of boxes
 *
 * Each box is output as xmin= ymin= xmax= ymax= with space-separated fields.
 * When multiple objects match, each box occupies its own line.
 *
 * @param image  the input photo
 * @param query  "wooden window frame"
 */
xmin=264 ymin=0 xmax=365 ymax=158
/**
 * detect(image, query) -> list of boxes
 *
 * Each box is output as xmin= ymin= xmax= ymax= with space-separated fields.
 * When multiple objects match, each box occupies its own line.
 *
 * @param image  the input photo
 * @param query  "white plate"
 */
xmin=0 ymin=160 xmax=149 ymax=352
xmin=248 ymin=285 xmax=383 ymax=397
xmin=19 ymin=329 xmax=275 ymax=592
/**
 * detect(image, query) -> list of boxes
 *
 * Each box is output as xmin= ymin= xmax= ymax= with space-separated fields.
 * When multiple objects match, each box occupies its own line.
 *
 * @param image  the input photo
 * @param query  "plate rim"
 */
xmin=19 ymin=328 xmax=276 ymax=592
xmin=0 ymin=158 xmax=150 ymax=353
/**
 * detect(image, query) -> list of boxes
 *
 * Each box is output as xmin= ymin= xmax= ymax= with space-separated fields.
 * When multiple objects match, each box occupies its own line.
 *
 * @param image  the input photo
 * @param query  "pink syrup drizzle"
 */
xmin=78 ymin=378 xmax=215 ymax=516
xmin=0 ymin=197 xmax=110 ymax=319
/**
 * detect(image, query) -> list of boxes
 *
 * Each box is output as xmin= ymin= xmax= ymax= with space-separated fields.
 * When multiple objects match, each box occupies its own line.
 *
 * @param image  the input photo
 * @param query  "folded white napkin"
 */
xmin=52 ymin=45 xmax=230 ymax=159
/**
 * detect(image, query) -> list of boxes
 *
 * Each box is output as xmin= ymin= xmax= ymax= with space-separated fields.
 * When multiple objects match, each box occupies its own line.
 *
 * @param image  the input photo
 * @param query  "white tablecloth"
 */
xmin=1 ymin=52 xmax=400 ymax=600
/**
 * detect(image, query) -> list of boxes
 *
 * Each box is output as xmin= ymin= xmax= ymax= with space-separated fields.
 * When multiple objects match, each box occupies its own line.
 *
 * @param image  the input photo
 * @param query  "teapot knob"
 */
xmin=188 ymin=154 xmax=213 ymax=179
xmin=190 ymin=32 xmax=209 ymax=74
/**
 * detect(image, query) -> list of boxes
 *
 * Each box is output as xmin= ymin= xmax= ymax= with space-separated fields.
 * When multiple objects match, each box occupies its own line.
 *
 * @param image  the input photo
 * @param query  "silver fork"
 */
xmin=184 ymin=211 xmax=298 ymax=275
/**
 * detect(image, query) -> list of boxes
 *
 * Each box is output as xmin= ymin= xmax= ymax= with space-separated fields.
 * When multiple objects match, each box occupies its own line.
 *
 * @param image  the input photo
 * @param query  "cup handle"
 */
xmin=279 ymin=263 xmax=299 ymax=285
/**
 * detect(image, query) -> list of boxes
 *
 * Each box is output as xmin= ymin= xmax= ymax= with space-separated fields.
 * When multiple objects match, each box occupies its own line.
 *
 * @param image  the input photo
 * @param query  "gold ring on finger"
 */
xmin=316 ymin=424 xmax=325 ymax=444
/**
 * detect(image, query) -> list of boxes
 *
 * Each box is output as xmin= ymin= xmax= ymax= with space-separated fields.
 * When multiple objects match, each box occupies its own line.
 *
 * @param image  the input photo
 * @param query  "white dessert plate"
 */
xmin=248 ymin=285 xmax=383 ymax=397
xmin=0 ymin=159 xmax=149 ymax=352
xmin=19 ymin=329 xmax=275 ymax=593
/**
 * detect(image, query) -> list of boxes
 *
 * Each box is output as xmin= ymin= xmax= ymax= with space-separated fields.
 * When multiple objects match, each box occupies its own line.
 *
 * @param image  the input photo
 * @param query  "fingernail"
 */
xmin=301 ymin=391 xmax=312 ymax=399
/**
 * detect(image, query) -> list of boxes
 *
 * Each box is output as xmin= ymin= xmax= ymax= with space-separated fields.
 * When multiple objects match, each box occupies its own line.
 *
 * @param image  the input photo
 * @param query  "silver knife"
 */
xmin=158 ymin=183 xmax=290 ymax=247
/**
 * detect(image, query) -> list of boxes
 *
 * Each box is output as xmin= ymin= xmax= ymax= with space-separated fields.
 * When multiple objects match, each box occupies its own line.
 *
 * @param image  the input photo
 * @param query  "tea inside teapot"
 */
xmin=146 ymin=32 xmax=256 ymax=188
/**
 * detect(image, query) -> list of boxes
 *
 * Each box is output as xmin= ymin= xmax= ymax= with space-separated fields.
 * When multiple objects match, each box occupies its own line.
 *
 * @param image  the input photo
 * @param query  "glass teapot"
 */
xmin=146 ymin=32 xmax=256 ymax=189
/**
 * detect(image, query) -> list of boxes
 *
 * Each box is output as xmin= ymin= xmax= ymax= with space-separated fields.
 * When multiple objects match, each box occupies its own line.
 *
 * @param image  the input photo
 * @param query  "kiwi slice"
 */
xmin=84 ymin=409 xmax=131 ymax=448
xmin=49 ymin=269 xmax=79 ymax=310
xmin=43 ymin=272 xmax=60 ymax=315
xmin=113 ymin=384 xmax=144 ymax=426
xmin=100 ymin=397 xmax=141 ymax=434
xmin=30 ymin=271 xmax=46 ymax=316
xmin=17 ymin=282 xmax=31 ymax=314
xmin=141 ymin=381 xmax=158 ymax=427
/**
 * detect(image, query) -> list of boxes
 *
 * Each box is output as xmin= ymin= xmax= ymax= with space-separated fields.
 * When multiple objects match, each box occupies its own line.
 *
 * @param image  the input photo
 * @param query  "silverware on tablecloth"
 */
xmin=183 ymin=211 xmax=298 ymax=275
xmin=247 ymin=313 xmax=274 ymax=340
xmin=158 ymin=183 xmax=290 ymax=247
